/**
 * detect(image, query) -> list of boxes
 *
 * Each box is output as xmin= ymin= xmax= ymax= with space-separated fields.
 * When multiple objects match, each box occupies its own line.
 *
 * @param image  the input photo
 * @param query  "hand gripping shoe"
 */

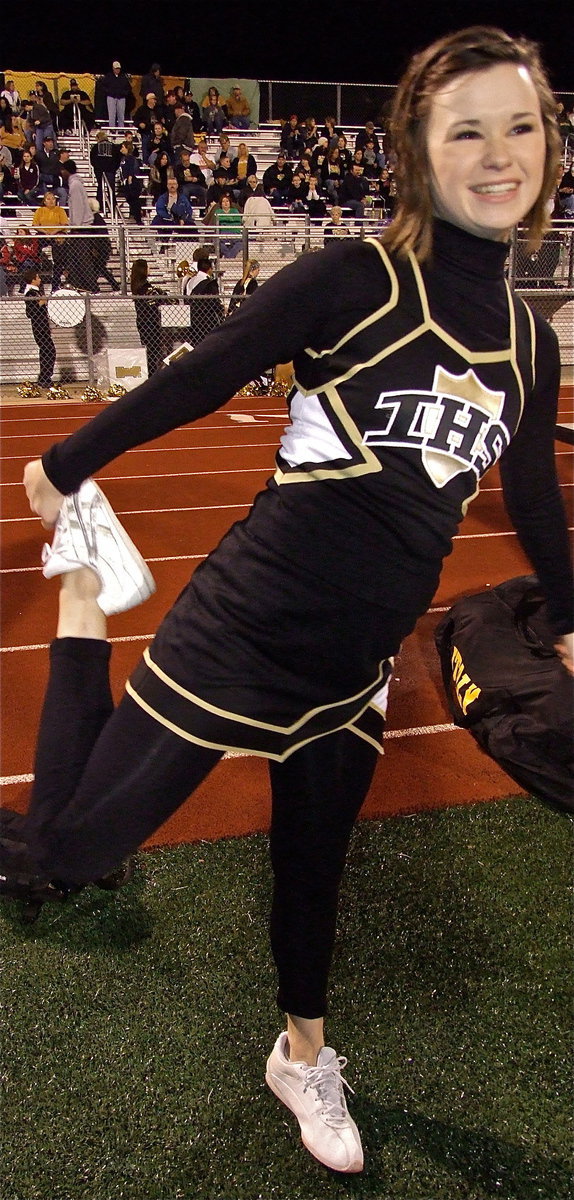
xmin=42 ymin=479 xmax=156 ymax=615
xmin=265 ymin=1031 xmax=364 ymax=1173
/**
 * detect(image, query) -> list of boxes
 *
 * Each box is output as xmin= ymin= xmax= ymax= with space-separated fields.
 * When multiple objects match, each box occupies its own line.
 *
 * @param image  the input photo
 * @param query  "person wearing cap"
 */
xmin=225 ymin=85 xmax=251 ymax=130
xmin=102 ymin=62 xmax=133 ymax=129
xmin=58 ymin=79 xmax=94 ymax=133
xmin=183 ymin=90 xmax=202 ymax=133
xmin=133 ymin=93 xmax=164 ymax=163
xmin=139 ymin=64 xmax=165 ymax=104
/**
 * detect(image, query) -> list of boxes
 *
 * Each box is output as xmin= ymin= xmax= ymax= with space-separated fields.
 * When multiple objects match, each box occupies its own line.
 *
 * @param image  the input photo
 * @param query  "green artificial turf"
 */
xmin=1 ymin=797 xmax=572 ymax=1200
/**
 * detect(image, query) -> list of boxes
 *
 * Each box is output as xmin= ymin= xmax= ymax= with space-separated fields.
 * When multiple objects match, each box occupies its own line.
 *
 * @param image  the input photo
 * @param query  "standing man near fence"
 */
xmin=23 ymin=268 xmax=56 ymax=388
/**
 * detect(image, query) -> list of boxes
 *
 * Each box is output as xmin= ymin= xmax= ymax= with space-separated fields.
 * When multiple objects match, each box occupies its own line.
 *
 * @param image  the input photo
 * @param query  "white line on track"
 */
xmin=0 ymin=503 xmax=251 ymax=524
xmin=0 ymin=421 xmax=287 ymax=441
xmin=0 ymin=467 xmax=274 ymax=487
xmin=0 ymin=723 xmax=461 ymax=786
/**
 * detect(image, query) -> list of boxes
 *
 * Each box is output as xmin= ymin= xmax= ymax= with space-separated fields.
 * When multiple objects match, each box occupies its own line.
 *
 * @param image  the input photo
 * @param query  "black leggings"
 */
xmin=25 ymin=638 xmax=379 ymax=1018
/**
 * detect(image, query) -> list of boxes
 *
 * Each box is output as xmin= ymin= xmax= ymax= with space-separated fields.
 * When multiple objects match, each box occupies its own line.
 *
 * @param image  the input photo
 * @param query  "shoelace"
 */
xmin=302 ymin=1055 xmax=355 ymax=1126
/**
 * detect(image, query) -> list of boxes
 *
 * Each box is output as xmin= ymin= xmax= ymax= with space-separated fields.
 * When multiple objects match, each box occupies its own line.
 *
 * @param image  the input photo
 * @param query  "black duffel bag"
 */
xmin=435 ymin=576 xmax=573 ymax=813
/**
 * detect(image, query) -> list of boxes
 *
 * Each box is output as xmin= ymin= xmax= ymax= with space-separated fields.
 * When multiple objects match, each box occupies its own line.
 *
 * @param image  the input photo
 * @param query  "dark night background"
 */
xmin=2 ymin=0 xmax=571 ymax=91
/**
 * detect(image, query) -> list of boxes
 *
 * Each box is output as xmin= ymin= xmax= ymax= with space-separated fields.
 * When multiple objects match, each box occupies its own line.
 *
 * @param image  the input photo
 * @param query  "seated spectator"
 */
xmin=1 ymin=80 xmax=21 ymax=115
xmin=148 ymin=150 xmax=172 ymax=201
xmin=262 ymin=152 xmax=293 ymax=201
xmin=320 ymin=116 xmax=344 ymax=148
xmin=140 ymin=64 xmax=165 ymax=104
xmin=305 ymin=175 xmax=327 ymax=219
xmin=310 ymin=138 xmax=330 ymax=176
xmin=215 ymin=193 xmax=243 ymax=257
xmin=58 ymin=80 xmax=95 ymax=133
xmin=557 ymin=165 xmax=574 ymax=216
xmin=205 ymin=169 xmax=232 ymax=210
xmin=361 ymin=139 xmax=380 ymax=178
xmin=217 ymin=132 xmax=233 ymax=162
xmin=238 ymin=173 xmax=263 ymax=210
xmin=227 ymin=258 xmax=260 ymax=315
xmin=0 ymin=160 xmax=18 ymax=213
xmin=323 ymin=206 xmax=351 ymax=239
xmin=190 ymin=139 xmax=216 ymax=183
xmin=0 ymin=238 xmax=17 ymax=291
xmin=352 ymin=147 xmax=365 ymax=169
xmin=556 ymin=102 xmax=574 ymax=145
xmin=336 ymin=134 xmax=352 ymax=172
xmin=280 ymin=114 xmax=304 ymax=160
xmin=36 ymin=135 xmax=64 ymax=198
xmin=162 ymin=91 xmax=179 ymax=133
xmin=217 ymin=154 xmax=237 ymax=186
xmin=295 ymin=152 xmax=313 ymax=181
xmin=225 ymin=86 xmax=251 ymax=130
xmin=170 ymin=103 xmax=196 ymax=161
xmin=339 ymin=162 xmax=369 ymax=218
xmin=201 ymin=87 xmax=227 ymax=136
xmin=242 ymin=189 xmax=275 ymax=228
xmin=151 ymin=175 xmax=198 ymax=233
xmin=175 ymin=151 xmax=208 ymax=209
xmin=15 ymin=148 xmax=41 ymax=205
xmin=29 ymin=91 xmax=56 ymax=154
xmin=0 ymin=110 xmax=26 ymax=163
xmin=302 ymin=117 xmax=319 ymax=151
xmin=31 ymin=189 xmax=69 ymax=290
xmin=117 ymin=142 xmax=144 ymax=224
xmin=0 ymin=97 xmax=14 ymax=127
xmin=367 ymin=166 xmax=392 ymax=210
xmin=231 ymin=142 xmax=257 ymax=189
xmin=134 ymin=94 xmax=164 ymax=162
xmin=183 ymin=89 xmax=203 ymax=132
xmin=322 ymin=147 xmax=344 ymax=202
xmin=354 ymin=121 xmax=381 ymax=156
xmin=286 ymin=172 xmax=309 ymax=211
xmin=184 ymin=251 xmax=224 ymax=345
xmin=147 ymin=121 xmax=172 ymax=164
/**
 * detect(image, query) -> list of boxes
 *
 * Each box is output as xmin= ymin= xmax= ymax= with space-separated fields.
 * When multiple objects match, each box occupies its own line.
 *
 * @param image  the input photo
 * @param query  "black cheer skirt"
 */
xmin=126 ymin=519 xmax=420 ymax=761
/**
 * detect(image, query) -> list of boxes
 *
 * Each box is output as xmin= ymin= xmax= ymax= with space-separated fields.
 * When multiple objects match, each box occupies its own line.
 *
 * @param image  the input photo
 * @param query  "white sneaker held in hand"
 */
xmin=265 ymin=1031 xmax=364 ymax=1173
xmin=42 ymin=478 xmax=156 ymax=616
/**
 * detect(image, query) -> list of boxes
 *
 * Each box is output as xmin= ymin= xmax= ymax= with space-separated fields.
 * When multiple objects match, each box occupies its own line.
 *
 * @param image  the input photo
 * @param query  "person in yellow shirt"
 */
xmin=32 ymin=190 xmax=69 ymax=289
xmin=225 ymin=85 xmax=251 ymax=130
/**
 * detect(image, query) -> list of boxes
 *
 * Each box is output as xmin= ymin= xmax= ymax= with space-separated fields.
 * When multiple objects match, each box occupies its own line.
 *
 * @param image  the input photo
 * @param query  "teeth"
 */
xmin=472 ymin=183 xmax=517 ymax=194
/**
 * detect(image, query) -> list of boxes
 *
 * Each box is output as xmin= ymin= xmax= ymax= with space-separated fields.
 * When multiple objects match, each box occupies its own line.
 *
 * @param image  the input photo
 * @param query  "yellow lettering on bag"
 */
xmin=451 ymin=646 xmax=482 ymax=714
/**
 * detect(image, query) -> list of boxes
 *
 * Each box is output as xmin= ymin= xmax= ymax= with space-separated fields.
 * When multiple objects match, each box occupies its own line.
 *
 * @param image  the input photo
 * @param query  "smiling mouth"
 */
xmin=471 ymin=183 xmax=518 ymax=195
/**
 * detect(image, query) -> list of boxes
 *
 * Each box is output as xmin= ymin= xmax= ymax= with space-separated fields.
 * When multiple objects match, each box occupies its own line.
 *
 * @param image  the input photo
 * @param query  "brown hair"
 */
xmin=383 ymin=25 xmax=561 ymax=261
xmin=130 ymin=259 xmax=149 ymax=294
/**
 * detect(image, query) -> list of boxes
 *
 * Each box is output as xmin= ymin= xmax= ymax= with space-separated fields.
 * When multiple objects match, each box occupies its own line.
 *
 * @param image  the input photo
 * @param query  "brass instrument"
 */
xmin=176 ymin=259 xmax=193 ymax=280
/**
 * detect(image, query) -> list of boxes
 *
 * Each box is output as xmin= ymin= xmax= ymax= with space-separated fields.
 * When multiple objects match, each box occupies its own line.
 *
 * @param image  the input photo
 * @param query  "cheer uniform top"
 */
xmin=42 ymin=221 xmax=573 ymax=760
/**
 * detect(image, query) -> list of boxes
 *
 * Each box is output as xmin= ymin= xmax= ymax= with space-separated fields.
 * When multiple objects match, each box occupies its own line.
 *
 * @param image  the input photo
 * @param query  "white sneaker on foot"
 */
xmin=42 ymin=479 xmax=156 ymax=616
xmin=265 ymin=1031 xmax=364 ymax=1173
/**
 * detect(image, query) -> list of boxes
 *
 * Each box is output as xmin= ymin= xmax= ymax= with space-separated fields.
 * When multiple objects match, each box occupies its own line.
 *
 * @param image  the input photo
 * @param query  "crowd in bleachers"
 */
xmin=0 ymin=62 xmax=573 ymax=301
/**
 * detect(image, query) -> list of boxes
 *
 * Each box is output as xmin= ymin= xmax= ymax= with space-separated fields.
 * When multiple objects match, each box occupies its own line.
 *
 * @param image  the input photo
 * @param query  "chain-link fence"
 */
xmin=2 ymin=220 xmax=573 ymax=388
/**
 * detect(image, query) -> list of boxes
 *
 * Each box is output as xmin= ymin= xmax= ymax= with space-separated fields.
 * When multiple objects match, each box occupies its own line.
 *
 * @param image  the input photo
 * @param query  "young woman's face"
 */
xmin=221 ymin=195 xmax=231 ymax=209
xmin=426 ymin=63 xmax=546 ymax=241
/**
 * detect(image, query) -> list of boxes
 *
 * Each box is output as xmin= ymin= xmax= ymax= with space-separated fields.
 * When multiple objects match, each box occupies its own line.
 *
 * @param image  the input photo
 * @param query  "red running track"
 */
xmin=1 ymin=389 xmax=572 ymax=847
